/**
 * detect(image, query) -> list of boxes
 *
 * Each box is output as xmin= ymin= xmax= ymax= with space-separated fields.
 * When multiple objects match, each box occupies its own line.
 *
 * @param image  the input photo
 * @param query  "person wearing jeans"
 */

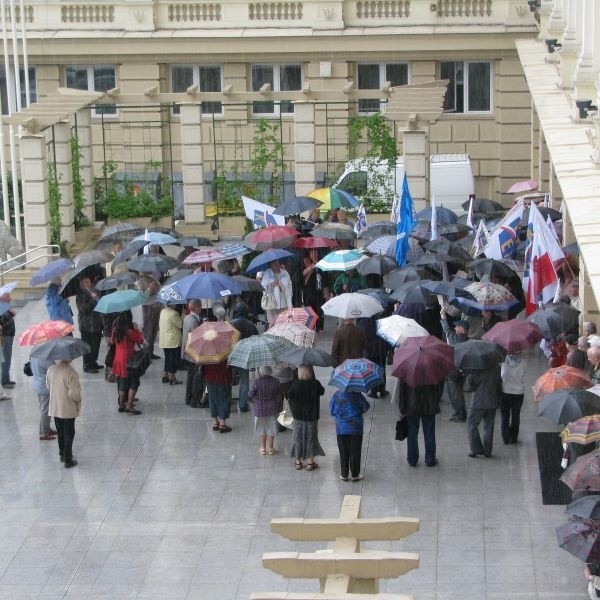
xmin=230 ymin=302 xmax=257 ymax=412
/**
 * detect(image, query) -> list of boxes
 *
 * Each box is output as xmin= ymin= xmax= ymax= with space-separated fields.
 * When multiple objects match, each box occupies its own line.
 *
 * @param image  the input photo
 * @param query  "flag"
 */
xmin=354 ymin=204 xmax=367 ymax=235
xmin=466 ymin=194 xmax=475 ymax=229
xmin=471 ymin=219 xmax=489 ymax=258
xmin=430 ymin=193 xmax=439 ymax=241
xmin=390 ymin=193 xmax=399 ymax=224
xmin=546 ymin=214 xmax=560 ymax=242
xmin=242 ymin=196 xmax=285 ymax=229
xmin=143 ymin=229 xmax=150 ymax=254
xmin=484 ymin=198 xmax=524 ymax=260
xmin=523 ymin=202 xmax=566 ymax=315
xmin=395 ymin=174 xmax=416 ymax=267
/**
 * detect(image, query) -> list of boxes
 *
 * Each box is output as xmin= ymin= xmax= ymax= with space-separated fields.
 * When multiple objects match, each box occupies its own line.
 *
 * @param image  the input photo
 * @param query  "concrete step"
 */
xmin=1 ymin=268 xmax=46 ymax=307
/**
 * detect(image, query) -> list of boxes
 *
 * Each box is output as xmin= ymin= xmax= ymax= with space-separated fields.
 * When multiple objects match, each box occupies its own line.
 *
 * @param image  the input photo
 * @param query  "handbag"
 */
xmin=23 ymin=361 xmax=33 ymax=377
xmin=277 ymin=400 xmax=294 ymax=429
xmin=395 ymin=416 xmax=408 ymax=441
xmin=127 ymin=347 xmax=151 ymax=377
xmin=261 ymin=289 xmax=277 ymax=311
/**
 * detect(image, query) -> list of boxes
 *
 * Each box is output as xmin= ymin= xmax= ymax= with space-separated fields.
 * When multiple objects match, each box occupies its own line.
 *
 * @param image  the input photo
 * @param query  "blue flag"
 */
xmin=395 ymin=174 xmax=416 ymax=267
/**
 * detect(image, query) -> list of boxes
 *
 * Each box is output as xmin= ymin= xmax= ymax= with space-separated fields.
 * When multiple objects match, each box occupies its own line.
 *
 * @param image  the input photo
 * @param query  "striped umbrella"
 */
xmin=182 ymin=247 xmax=227 ymax=265
xmin=307 ymin=188 xmax=359 ymax=210
xmin=218 ymin=243 xmax=252 ymax=259
xmin=228 ymin=335 xmax=298 ymax=369
xmin=316 ymin=249 xmax=365 ymax=272
xmin=329 ymin=358 xmax=383 ymax=392
xmin=273 ymin=307 xmax=319 ymax=330
xmin=561 ymin=415 xmax=600 ymax=445
xmin=265 ymin=322 xmax=315 ymax=348
xmin=18 ymin=320 xmax=74 ymax=346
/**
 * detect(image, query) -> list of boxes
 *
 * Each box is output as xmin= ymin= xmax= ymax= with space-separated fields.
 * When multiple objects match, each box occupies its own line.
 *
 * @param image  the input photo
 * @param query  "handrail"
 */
xmin=0 ymin=244 xmax=62 ymax=284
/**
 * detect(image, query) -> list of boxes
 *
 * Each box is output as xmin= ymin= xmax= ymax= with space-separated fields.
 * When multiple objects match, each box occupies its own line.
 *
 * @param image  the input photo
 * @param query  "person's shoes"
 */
xmin=426 ymin=459 xmax=438 ymax=467
xmin=64 ymin=459 xmax=78 ymax=469
xmin=39 ymin=433 xmax=56 ymax=440
xmin=239 ymin=406 xmax=249 ymax=413
xmin=106 ymin=374 xmax=117 ymax=383
xmin=212 ymin=423 xmax=220 ymax=431
xmin=92 ymin=364 xmax=104 ymax=370
xmin=367 ymin=392 xmax=378 ymax=399
xmin=125 ymin=408 xmax=142 ymax=415
xmin=2 ymin=382 xmax=15 ymax=389
xmin=407 ymin=461 xmax=417 ymax=467
xmin=351 ymin=475 xmax=364 ymax=482
xmin=379 ymin=390 xmax=390 ymax=397
xmin=161 ymin=377 xmax=169 ymax=383
xmin=449 ymin=416 xmax=466 ymax=423
xmin=468 ymin=452 xmax=483 ymax=458
xmin=198 ymin=401 xmax=209 ymax=408
xmin=118 ymin=406 xmax=126 ymax=413
xmin=59 ymin=454 xmax=64 ymax=463
xmin=484 ymin=453 xmax=492 ymax=458
xmin=502 ymin=437 xmax=511 ymax=445
xmin=83 ymin=367 xmax=99 ymax=374
xmin=48 ymin=429 xmax=57 ymax=435
xmin=169 ymin=380 xmax=182 ymax=385
xmin=218 ymin=425 xmax=232 ymax=433
xmin=150 ymin=354 xmax=161 ymax=360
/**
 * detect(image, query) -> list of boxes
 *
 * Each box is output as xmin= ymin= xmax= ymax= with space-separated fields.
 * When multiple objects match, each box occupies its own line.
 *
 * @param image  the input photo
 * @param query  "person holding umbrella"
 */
xmin=499 ymin=351 xmax=525 ymax=444
xmin=302 ymin=248 xmax=326 ymax=331
xmin=45 ymin=277 xmax=74 ymax=324
xmin=0 ymin=291 xmax=16 ymax=388
xmin=159 ymin=303 xmax=183 ymax=385
xmin=331 ymin=319 xmax=366 ymax=367
xmin=261 ymin=259 xmax=293 ymax=326
xmin=76 ymin=277 xmax=104 ymax=373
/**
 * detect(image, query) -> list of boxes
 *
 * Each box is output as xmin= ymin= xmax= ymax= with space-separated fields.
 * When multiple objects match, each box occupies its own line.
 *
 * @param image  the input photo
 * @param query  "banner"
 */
xmin=354 ymin=204 xmax=368 ymax=235
xmin=242 ymin=196 xmax=285 ymax=229
xmin=395 ymin=174 xmax=417 ymax=267
xmin=484 ymin=198 xmax=524 ymax=260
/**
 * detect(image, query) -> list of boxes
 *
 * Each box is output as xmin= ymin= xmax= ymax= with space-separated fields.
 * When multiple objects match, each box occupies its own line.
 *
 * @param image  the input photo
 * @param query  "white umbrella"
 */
xmin=375 ymin=315 xmax=428 ymax=347
xmin=321 ymin=292 xmax=383 ymax=319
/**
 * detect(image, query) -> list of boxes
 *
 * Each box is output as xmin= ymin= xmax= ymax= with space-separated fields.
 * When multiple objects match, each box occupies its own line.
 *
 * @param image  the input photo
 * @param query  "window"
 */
xmin=65 ymin=65 xmax=117 ymax=116
xmin=357 ymin=63 xmax=408 ymax=114
xmin=251 ymin=64 xmax=302 ymax=115
xmin=337 ymin=170 xmax=367 ymax=197
xmin=440 ymin=61 xmax=492 ymax=113
xmin=0 ymin=66 xmax=36 ymax=115
xmin=171 ymin=65 xmax=222 ymax=115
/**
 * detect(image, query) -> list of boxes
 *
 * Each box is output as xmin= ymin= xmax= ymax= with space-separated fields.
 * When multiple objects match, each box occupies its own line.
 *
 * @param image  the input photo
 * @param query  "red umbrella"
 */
xmin=244 ymin=226 xmax=299 ymax=251
xmin=272 ymin=307 xmax=319 ymax=330
xmin=533 ymin=366 xmax=591 ymax=402
xmin=506 ymin=179 xmax=538 ymax=194
xmin=292 ymin=236 xmax=338 ymax=249
xmin=185 ymin=321 xmax=240 ymax=364
xmin=18 ymin=320 xmax=74 ymax=346
xmin=561 ymin=415 xmax=600 ymax=445
xmin=561 ymin=452 xmax=600 ymax=493
xmin=392 ymin=335 xmax=455 ymax=386
xmin=182 ymin=247 xmax=226 ymax=265
xmin=482 ymin=320 xmax=543 ymax=353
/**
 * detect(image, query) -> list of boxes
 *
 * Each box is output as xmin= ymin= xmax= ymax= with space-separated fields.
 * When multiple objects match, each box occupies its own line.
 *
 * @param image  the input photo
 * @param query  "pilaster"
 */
xmin=53 ymin=120 xmax=75 ymax=244
xmin=74 ymin=109 xmax=95 ymax=223
xmin=573 ymin=0 xmax=597 ymax=100
xmin=538 ymin=0 xmax=554 ymax=40
xmin=402 ymin=129 xmax=428 ymax=211
xmin=180 ymin=104 xmax=205 ymax=223
xmin=293 ymin=102 xmax=316 ymax=197
xmin=559 ymin=0 xmax=581 ymax=89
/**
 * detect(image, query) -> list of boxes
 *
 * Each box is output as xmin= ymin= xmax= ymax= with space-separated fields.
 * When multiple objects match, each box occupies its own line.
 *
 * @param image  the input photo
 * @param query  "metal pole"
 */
xmin=18 ymin=0 xmax=29 ymax=106
xmin=0 ymin=0 xmax=11 ymax=227
xmin=8 ymin=0 xmax=21 ymax=112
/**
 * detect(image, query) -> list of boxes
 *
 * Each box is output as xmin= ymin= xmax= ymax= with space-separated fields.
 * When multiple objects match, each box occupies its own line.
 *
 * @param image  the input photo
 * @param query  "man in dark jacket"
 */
xmin=0 ymin=293 xmax=16 ymax=388
xmin=331 ymin=319 xmax=366 ymax=367
xmin=357 ymin=316 xmax=390 ymax=398
xmin=441 ymin=308 xmax=469 ymax=422
xmin=398 ymin=379 xmax=444 ymax=467
xmin=230 ymin=302 xmax=258 ymax=412
xmin=465 ymin=364 xmax=501 ymax=458
xmin=75 ymin=277 xmax=104 ymax=373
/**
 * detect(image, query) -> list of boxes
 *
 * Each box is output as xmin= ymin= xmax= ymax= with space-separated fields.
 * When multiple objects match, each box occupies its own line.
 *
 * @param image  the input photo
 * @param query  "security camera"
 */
xmin=545 ymin=39 xmax=562 ymax=53
xmin=575 ymin=99 xmax=598 ymax=119
xmin=528 ymin=0 xmax=540 ymax=12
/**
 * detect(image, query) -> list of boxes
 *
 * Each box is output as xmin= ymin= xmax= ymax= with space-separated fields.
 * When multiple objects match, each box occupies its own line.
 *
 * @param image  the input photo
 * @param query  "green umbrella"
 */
xmin=94 ymin=290 xmax=148 ymax=314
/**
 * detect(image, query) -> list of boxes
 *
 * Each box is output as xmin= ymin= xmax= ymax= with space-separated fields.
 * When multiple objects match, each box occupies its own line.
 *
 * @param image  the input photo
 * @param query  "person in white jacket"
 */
xmin=261 ymin=260 xmax=293 ymax=325
xmin=500 ymin=353 xmax=525 ymax=444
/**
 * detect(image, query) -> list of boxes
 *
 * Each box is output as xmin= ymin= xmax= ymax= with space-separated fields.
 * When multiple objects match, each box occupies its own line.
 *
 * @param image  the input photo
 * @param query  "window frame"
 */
xmin=65 ymin=64 xmax=118 ymax=118
xmin=250 ymin=63 xmax=303 ymax=117
xmin=170 ymin=64 xmax=224 ymax=116
xmin=0 ymin=65 xmax=36 ymax=115
xmin=356 ymin=62 xmax=410 ymax=115
xmin=439 ymin=60 xmax=493 ymax=115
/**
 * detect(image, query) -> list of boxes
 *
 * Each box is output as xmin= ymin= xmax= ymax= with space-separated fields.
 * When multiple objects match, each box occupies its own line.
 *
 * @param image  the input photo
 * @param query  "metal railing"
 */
xmin=0 ymin=245 xmax=62 ymax=284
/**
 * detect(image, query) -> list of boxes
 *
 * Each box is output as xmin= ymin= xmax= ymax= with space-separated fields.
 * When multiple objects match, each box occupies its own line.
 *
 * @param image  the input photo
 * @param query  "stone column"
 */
xmin=180 ymin=104 xmax=205 ymax=222
xmin=19 ymin=133 xmax=51 ymax=253
xmin=75 ymin=109 xmax=95 ymax=223
xmin=538 ymin=0 xmax=554 ymax=40
xmin=539 ymin=130 xmax=550 ymax=192
xmin=402 ymin=128 xmax=428 ymax=211
xmin=531 ymin=107 xmax=540 ymax=183
xmin=574 ymin=0 xmax=597 ymax=100
xmin=293 ymin=102 xmax=316 ymax=197
xmin=547 ymin=0 xmax=565 ymax=39
xmin=559 ymin=0 xmax=581 ymax=89
xmin=53 ymin=120 xmax=75 ymax=244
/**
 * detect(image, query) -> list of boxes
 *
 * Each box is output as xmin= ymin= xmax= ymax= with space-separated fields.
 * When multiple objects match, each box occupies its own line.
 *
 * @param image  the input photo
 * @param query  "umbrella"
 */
xmin=383 ymin=267 xmax=423 ymax=289
xmin=389 ymin=281 xmax=437 ymax=306
xmin=421 ymin=279 xmax=476 ymax=299
xmin=292 ymin=236 xmax=338 ymax=249
xmin=185 ymin=321 xmax=241 ymax=364
xmin=94 ymin=289 xmax=148 ymax=314
xmin=454 ymin=339 xmax=505 ymax=371
xmin=358 ymin=221 xmax=396 ymax=240
xmin=0 ymin=282 xmax=17 ymax=297
xmin=555 ymin=519 xmax=600 ymax=563
xmin=461 ymin=198 xmax=505 ymax=213
xmin=59 ymin=264 xmax=100 ymax=298
xmin=278 ymin=346 xmax=336 ymax=367
xmin=73 ymin=250 xmax=112 ymax=269
xmin=438 ymin=223 xmax=472 ymax=238
xmin=527 ymin=304 xmax=580 ymax=339
xmin=376 ymin=315 xmax=428 ymax=347
xmin=30 ymin=336 xmax=90 ymax=361
xmin=561 ymin=452 xmax=600 ymax=493
xmin=179 ymin=237 xmax=213 ymax=247
xmin=365 ymin=235 xmax=396 ymax=258
xmin=246 ymin=248 xmax=294 ymax=273
xmin=537 ymin=389 xmax=600 ymax=424
xmin=94 ymin=272 xmax=137 ymax=291
xmin=182 ymin=247 xmax=227 ymax=265
xmin=273 ymin=196 xmax=321 ymax=216
xmin=156 ymin=283 xmax=185 ymax=305
xmin=311 ymin=223 xmax=357 ymax=241
xmin=469 ymin=257 xmax=519 ymax=281
xmin=506 ymin=179 xmax=538 ymax=194
xmin=561 ymin=415 xmax=600 ymax=445
xmin=415 ymin=206 xmax=458 ymax=224
xmin=30 ymin=258 xmax=75 ymax=286
xmin=173 ymin=272 xmax=243 ymax=300
xmin=329 ymin=358 xmax=383 ymax=392
xmin=482 ymin=320 xmax=543 ymax=353
xmin=316 ymin=249 xmax=365 ymax=272
xmin=99 ymin=222 xmax=145 ymax=241
xmin=273 ymin=307 xmax=319 ymax=330
xmin=412 ymin=252 xmax=461 ymax=269
xmin=244 ymin=225 xmax=299 ymax=251
xmin=163 ymin=269 xmax=194 ymax=285
xmin=424 ymin=239 xmax=472 ymax=263
xmin=111 ymin=240 xmax=151 ymax=268
xmin=456 ymin=281 xmax=518 ymax=311
xmin=566 ymin=495 xmax=600 ymax=520
xmin=230 ymin=275 xmax=264 ymax=293
xmin=265 ymin=322 xmax=315 ymax=348
xmin=533 ymin=367 xmax=591 ymax=402
xmin=307 ymin=188 xmax=359 ymax=210
xmin=132 ymin=231 xmax=178 ymax=245
xmin=127 ymin=254 xmax=179 ymax=273
xmin=228 ymin=334 xmax=298 ymax=369
xmin=18 ymin=320 xmax=74 ymax=346
xmin=392 ymin=335 xmax=455 ymax=386
xmin=218 ymin=243 xmax=252 ymax=259
xmin=356 ymin=288 xmax=394 ymax=307
xmin=522 ymin=206 xmax=562 ymax=223
xmin=321 ymin=293 xmax=383 ymax=319
xmin=356 ymin=254 xmax=397 ymax=276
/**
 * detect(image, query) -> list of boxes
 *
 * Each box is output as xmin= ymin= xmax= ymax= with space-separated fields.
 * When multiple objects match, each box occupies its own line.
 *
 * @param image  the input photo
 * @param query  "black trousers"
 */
xmin=500 ymin=393 xmax=524 ymax=444
xmin=336 ymin=434 xmax=363 ymax=478
xmin=185 ymin=362 xmax=205 ymax=406
xmin=54 ymin=417 xmax=75 ymax=462
xmin=81 ymin=330 xmax=101 ymax=369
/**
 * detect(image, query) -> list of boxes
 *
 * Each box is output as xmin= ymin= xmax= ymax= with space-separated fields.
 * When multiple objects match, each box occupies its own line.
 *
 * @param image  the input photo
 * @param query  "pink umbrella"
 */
xmin=506 ymin=179 xmax=538 ymax=194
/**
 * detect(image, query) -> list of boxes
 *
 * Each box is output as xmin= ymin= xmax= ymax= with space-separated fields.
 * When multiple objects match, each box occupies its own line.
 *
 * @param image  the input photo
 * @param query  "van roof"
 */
xmin=429 ymin=154 xmax=470 ymax=163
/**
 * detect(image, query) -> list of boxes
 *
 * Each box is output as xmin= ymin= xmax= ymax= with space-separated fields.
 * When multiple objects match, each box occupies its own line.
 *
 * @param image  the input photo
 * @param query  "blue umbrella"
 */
xmin=157 ymin=283 xmax=185 ymax=305
xmin=94 ymin=290 xmax=148 ymax=314
xmin=246 ymin=249 xmax=294 ymax=274
xmin=112 ymin=239 xmax=150 ymax=268
xmin=329 ymin=358 xmax=383 ymax=392
xmin=316 ymin=249 xmax=365 ymax=272
xmin=218 ymin=243 xmax=252 ymax=259
xmin=173 ymin=272 xmax=243 ymax=300
xmin=30 ymin=258 xmax=74 ymax=286
xmin=132 ymin=232 xmax=178 ymax=245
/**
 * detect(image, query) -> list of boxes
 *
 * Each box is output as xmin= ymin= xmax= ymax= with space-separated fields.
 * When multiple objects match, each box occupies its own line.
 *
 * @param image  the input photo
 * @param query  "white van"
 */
xmin=334 ymin=154 xmax=475 ymax=214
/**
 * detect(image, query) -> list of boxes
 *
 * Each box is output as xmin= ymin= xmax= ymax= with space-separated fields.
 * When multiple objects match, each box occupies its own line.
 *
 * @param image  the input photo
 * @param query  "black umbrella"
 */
xmin=469 ymin=257 xmax=519 ymax=281
xmin=112 ymin=240 xmax=150 ymax=268
xmin=59 ymin=264 xmax=100 ymax=298
xmin=566 ymin=495 xmax=600 ymax=520
xmin=537 ymin=389 xmax=600 ymax=425
xmin=358 ymin=221 xmax=396 ymax=240
xmin=230 ymin=275 xmax=264 ymax=293
xmin=461 ymin=198 xmax=505 ymax=213
xmin=384 ymin=267 xmax=423 ymax=290
xmin=356 ymin=288 xmax=394 ymax=307
xmin=421 ymin=279 xmax=475 ymax=299
xmin=390 ymin=281 xmax=437 ymax=306
xmin=73 ymin=250 xmax=112 ymax=269
xmin=453 ymin=339 xmax=505 ymax=370
xmin=94 ymin=272 xmax=137 ymax=291
xmin=30 ymin=337 xmax=90 ymax=361
xmin=273 ymin=196 xmax=321 ymax=216
xmin=99 ymin=222 xmax=145 ymax=241
xmin=127 ymin=255 xmax=180 ymax=273
xmin=523 ymin=206 xmax=562 ymax=223
xmin=278 ymin=346 xmax=336 ymax=367
xmin=424 ymin=239 xmax=472 ymax=263
xmin=163 ymin=269 xmax=194 ymax=285
xmin=527 ymin=304 xmax=580 ymax=338
xmin=356 ymin=254 xmax=398 ymax=276
xmin=412 ymin=252 xmax=461 ymax=269
xmin=438 ymin=223 xmax=472 ymax=236
xmin=415 ymin=206 xmax=458 ymax=225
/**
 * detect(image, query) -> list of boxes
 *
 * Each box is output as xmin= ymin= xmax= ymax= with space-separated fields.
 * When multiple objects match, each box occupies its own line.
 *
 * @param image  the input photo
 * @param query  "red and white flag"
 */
xmin=523 ymin=203 xmax=566 ymax=315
